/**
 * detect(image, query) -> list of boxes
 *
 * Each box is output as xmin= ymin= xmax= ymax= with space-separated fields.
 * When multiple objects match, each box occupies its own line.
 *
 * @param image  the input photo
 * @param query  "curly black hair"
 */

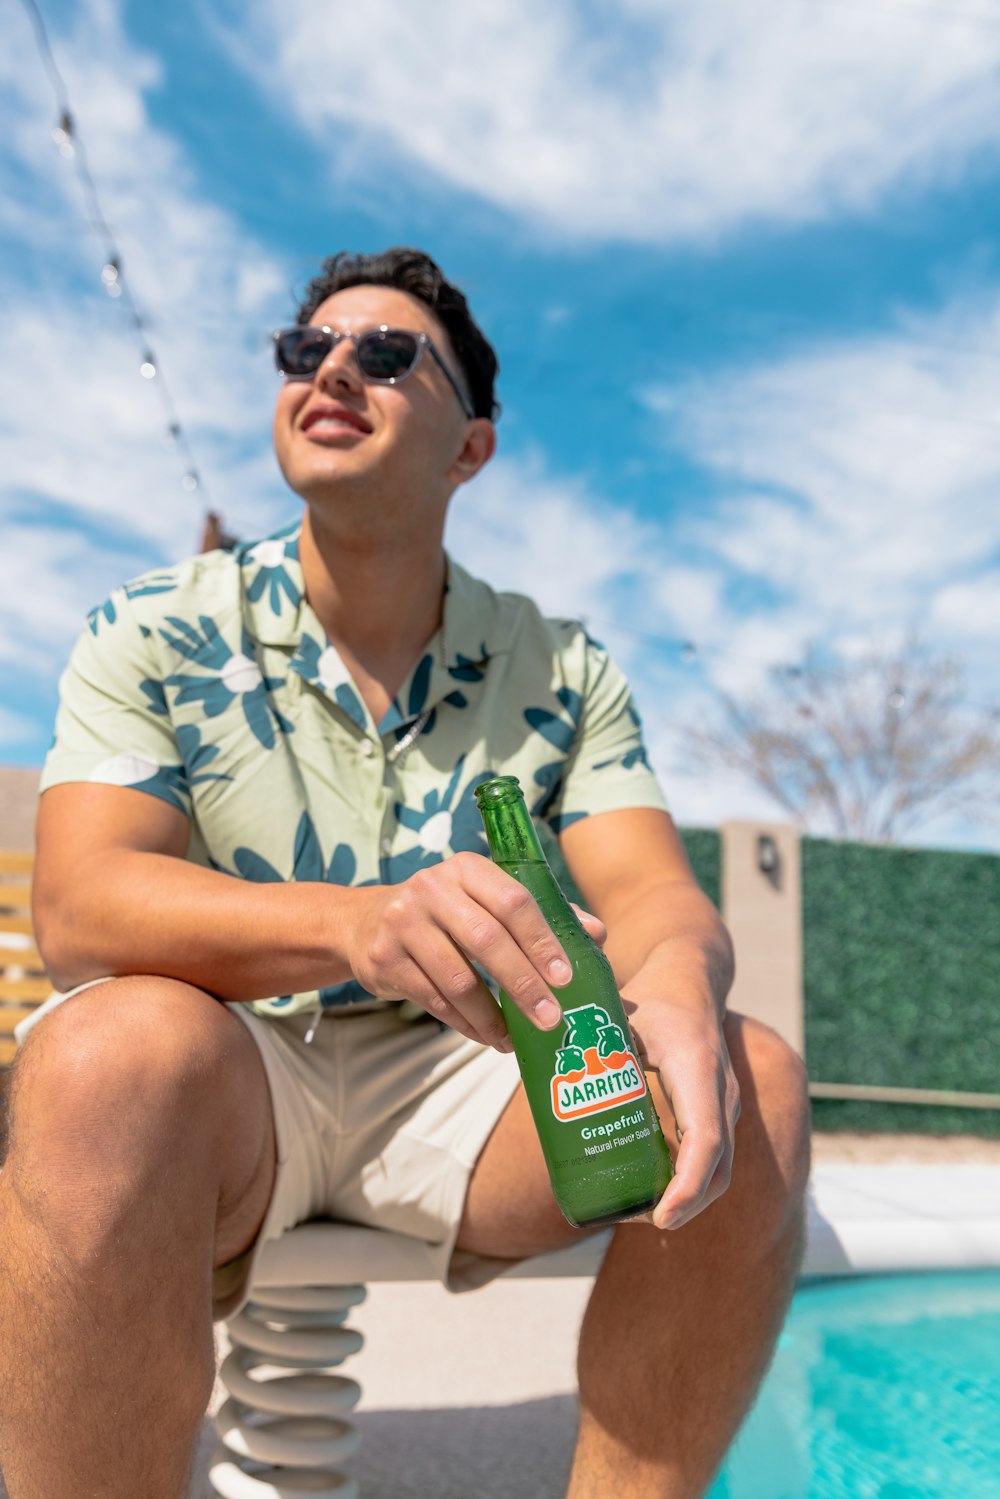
xmin=295 ymin=248 xmax=500 ymax=421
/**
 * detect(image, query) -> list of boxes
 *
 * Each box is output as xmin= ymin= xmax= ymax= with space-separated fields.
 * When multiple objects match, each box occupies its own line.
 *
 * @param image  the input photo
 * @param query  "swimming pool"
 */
xmin=708 ymin=1270 xmax=1000 ymax=1498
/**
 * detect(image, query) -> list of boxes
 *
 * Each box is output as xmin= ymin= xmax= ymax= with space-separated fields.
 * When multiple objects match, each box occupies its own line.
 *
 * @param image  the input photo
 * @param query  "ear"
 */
xmin=446 ymin=419 xmax=497 ymax=488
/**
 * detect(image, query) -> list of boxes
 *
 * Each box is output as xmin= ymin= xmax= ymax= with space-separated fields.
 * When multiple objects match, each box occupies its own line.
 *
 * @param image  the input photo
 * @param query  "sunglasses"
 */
xmin=273 ymin=324 xmax=474 ymax=420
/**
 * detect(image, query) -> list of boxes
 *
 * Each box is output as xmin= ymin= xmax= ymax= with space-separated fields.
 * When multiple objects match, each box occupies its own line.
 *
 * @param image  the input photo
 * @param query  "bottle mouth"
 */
xmin=474 ymin=774 xmax=522 ymax=808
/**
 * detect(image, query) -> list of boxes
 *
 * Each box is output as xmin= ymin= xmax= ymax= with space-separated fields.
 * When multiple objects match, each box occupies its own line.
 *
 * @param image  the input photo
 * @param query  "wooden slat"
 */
xmin=0 ymin=851 xmax=34 ymax=875
xmin=0 ymin=954 xmax=45 ymax=978
xmin=0 ymin=853 xmax=38 ymax=1067
xmin=0 ymin=977 xmax=52 ymax=1001
xmin=0 ymin=1005 xmax=43 ymax=1033
xmin=0 ymin=914 xmax=34 ymax=936
xmin=0 ymin=885 xmax=32 ymax=910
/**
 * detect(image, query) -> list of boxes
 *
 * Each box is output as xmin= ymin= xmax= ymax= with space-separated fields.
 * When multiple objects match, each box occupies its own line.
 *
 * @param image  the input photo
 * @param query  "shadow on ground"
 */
xmin=190 ymin=1395 xmax=579 ymax=1499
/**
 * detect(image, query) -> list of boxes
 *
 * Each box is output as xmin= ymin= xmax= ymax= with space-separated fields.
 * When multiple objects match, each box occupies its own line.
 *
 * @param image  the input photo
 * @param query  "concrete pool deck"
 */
xmin=184 ymin=1133 xmax=1000 ymax=1498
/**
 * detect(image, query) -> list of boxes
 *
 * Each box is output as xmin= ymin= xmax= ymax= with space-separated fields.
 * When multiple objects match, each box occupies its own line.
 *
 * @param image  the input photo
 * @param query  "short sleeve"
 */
xmin=41 ymin=590 xmax=191 ymax=815
xmin=545 ymin=634 xmax=668 ymax=833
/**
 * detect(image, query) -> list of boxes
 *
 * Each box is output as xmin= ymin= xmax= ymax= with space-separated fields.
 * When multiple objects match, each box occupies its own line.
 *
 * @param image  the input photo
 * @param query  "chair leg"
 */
xmin=210 ymin=1281 xmax=367 ymax=1498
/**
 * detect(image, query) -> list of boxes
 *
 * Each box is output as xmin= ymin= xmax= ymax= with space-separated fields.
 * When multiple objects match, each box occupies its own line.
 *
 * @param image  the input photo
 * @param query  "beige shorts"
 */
xmin=16 ymin=987 xmax=523 ymax=1320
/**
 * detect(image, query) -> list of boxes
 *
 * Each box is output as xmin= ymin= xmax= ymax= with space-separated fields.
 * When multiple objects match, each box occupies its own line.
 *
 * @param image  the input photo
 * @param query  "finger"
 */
xmin=388 ymin=955 xmax=500 ymax=1048
xmin=439 ymin=884 xmax=570 ymax=1032
xmin=650 ymin=1073 xmax=731 ymax=1229
xmin=457 ymin=862 xmax=574 ymax=1003
xmin=571 ymin=903 xmax=608 ymax=947
xmin=651 ymin=1125 xmax=727 ymax=1230
xmin=403 ymin=925 xmax=513 ymax=1050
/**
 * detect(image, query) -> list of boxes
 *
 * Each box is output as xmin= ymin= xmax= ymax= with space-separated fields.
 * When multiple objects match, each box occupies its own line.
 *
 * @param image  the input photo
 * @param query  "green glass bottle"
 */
xmin=475 ymin=775 xmax=673 ymax=1229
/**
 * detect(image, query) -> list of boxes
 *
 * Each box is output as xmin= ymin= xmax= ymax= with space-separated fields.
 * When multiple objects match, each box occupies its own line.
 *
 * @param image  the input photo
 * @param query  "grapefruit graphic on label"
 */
xmin=550 ymin=1003 xmax=648 ymax=1121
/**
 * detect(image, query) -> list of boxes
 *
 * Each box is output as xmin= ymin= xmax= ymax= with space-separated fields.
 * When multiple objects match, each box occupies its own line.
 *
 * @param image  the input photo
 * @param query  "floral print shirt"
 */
xmin=42 ymin=521 xmax=668 ymax=1019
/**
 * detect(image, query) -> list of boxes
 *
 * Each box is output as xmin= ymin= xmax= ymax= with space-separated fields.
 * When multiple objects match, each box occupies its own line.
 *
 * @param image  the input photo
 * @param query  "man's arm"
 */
xmin=560 ymin=806 xmax=741 ymax=1230
xmin=32 ymin=782 xmax=585 ymax=1051
xmin=33 ymin=782 xmax=362 ymax=1003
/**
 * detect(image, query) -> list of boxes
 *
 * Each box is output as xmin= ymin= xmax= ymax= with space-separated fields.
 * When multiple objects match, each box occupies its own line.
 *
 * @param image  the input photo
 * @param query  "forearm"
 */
xmin=604 ymin=881 xmax=734 ymax=1022
xmin=35 ymin=849 xmax=363 ymax=1003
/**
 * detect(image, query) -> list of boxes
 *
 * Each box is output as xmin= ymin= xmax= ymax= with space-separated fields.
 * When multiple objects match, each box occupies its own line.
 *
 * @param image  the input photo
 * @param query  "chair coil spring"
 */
xmin=210 ymin=1282 xmax=366 ymax=1499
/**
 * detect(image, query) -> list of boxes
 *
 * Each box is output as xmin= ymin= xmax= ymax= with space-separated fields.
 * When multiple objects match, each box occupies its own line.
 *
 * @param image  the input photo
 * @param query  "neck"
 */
xmin=298 ymin=507 xmax=447 ymax=708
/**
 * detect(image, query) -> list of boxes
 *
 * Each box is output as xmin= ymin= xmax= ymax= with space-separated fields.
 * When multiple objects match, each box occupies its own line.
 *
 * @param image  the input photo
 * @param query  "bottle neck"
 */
xmin=479 ymin=793 xmax=547 ymax=866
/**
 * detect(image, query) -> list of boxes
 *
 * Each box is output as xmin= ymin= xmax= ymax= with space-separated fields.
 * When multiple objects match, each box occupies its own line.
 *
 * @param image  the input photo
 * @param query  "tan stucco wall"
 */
xmin=721 ymin=820 xmax=804 ymax=1057
xmin=0 ymin=767 xmax=42 ymax=850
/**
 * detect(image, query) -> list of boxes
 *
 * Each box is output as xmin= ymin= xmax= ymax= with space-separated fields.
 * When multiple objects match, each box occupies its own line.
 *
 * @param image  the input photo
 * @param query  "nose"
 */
xmin=316 ymin=335 xmax=363 ymax=399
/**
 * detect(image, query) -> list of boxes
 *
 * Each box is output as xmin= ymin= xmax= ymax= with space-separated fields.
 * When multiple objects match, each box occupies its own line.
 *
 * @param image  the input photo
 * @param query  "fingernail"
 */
xmin=498 ymin=1036 xmax=515 ymax=1053
xmin=548 ymin=959 xmax=572 ymax=985
xmin=533 ymin=997 xmax=563 ymax=1028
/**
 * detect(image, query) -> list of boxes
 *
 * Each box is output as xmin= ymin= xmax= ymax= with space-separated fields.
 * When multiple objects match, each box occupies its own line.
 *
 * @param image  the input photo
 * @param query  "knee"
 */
xmin=725 ymin=1013 xmax=812 ymax=1238
xmin=7 ymin=977 xmax=232 ymax=1180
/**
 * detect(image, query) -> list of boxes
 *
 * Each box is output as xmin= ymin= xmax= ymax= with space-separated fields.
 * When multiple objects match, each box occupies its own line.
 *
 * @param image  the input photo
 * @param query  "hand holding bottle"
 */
xmin=343 ymin=854 xmax=606 ymax=1049
xmin=620 ymin=989 xmax=741 ymax=1232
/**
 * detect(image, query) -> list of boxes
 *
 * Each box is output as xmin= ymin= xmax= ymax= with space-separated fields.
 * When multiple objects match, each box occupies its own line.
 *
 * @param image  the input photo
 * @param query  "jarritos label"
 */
xmin=550 ymin=1003 xmax=648 ymax=1122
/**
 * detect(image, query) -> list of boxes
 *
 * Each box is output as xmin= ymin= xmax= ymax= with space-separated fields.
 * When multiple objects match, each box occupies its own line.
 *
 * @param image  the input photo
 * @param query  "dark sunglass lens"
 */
xmin=358 ymin=330 xmax=419 ymax=381
xmin=276 ymin=329 xmax=330 ymax=376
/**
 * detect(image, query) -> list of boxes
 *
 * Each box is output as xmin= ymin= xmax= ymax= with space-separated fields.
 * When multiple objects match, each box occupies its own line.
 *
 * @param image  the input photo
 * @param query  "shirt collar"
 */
xmin=240 ymin=522 xmax=511 ymax=733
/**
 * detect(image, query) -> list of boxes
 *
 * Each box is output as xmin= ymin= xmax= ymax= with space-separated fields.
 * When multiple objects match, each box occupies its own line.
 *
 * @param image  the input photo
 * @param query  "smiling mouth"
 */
xmin=300 ymin=401 xmax=373 ymax=438
xmin=304 ymin=417 xmax=366 ymax=437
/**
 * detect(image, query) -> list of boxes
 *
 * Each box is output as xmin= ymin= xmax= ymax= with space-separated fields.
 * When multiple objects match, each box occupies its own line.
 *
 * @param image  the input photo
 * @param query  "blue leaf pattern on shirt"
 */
xmin=449 ymin=647 xmax=488 ymax=682
xmin=549 ymin=811 xmax=587 ymax=832
xmin=524 ymin=691 xmax=583 ymax=817
xmin=130 ymin=762 xmax=188 ymax=814
xmin=408 ymin=653 xmax=434 ymax=717
xmin=246 ymin=565 xmax=300 ymax=615
xmin=238 ymin=531 xmax=302 ymax=617
xmin=176 ymin=724 xmax=231 ymax=786
xmin=525 ymin=707 xmax=576 ymax=752
xmin=125 ymin=576 xmax=179 ymax=601
xmin=140 ymin=679 xmax=169 ymax=717
xmin=87 ymin=597 xmax=116 ymax=635
xmin=161 ymin=621 xmax=289 ymax=750
xmin=290 ymin=633 xmax=367 ymax=730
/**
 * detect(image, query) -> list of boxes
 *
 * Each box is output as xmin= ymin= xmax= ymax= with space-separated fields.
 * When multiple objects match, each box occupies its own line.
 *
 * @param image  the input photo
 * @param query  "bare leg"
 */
xmin=0 ymin=978 xmax=276 ymax=1499
xmin=457 ymin=1013 xmax=811 ymax=1499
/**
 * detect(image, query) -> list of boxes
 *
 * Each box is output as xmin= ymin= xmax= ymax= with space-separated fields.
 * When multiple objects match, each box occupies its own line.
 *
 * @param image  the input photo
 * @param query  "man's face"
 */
xmin=272 ymin=284 xmax=476 ymax=518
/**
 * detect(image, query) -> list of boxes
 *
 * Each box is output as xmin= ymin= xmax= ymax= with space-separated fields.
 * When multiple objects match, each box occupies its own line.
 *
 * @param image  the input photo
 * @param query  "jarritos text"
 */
xmin=550 ymin=1003 xmax=648 ymax=1122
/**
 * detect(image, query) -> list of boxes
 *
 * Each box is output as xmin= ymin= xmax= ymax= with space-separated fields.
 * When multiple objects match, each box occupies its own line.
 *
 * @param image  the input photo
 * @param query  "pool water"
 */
xmin=708 ymin=1270 xmax=1000 ymax=1499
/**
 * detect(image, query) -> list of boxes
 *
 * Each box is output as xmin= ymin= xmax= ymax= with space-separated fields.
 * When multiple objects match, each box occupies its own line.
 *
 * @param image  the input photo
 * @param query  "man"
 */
xmin=0 ymin=248 xmax=809 ymax=1498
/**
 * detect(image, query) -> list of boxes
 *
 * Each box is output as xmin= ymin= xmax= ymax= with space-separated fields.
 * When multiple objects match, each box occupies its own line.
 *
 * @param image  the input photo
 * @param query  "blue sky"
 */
xmin=2 ymin=0 xmax=1000 ymax=848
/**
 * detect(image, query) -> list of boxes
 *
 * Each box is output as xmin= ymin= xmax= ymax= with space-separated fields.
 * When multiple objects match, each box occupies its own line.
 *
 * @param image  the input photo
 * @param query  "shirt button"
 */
xmin=359 ymin=739 xmax=374 ymax=757
xmin=380 ymin=837 xmax=392 ymax=854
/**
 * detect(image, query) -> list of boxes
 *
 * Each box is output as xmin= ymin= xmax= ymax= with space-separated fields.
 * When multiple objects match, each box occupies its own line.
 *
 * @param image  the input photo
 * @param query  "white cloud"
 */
xmin=224 ymin=0 xmax=1000 ymax=242
xmin=645 ymin=291 xmax=1000 ymax=682
xmin=445 ymin=449 xmax=661 ymax=673
xmin=0 ymin=0 xmax=298 ymax=714
xmin=931 ymin=571 xmax=1000 ymax=641
xmin=0 ymin=705 xmax=37 ymax=744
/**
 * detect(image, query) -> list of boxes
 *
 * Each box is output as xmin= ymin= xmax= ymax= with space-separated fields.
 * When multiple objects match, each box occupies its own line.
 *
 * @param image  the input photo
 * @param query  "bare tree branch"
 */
xmin=679 ymin=637 xmax=1000 ymax=843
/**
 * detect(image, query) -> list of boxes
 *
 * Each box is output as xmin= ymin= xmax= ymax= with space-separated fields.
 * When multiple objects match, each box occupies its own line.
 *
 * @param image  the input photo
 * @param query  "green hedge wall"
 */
xmin=802 ymin=837 xmax=1000 ymax=1136
xmin=538 ymin=823 xmax=721 ymax=913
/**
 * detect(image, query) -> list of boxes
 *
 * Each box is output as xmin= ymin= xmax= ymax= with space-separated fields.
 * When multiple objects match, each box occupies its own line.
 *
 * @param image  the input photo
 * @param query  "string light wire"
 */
xmin=16 ymin=0 xmax=211 ymax=507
